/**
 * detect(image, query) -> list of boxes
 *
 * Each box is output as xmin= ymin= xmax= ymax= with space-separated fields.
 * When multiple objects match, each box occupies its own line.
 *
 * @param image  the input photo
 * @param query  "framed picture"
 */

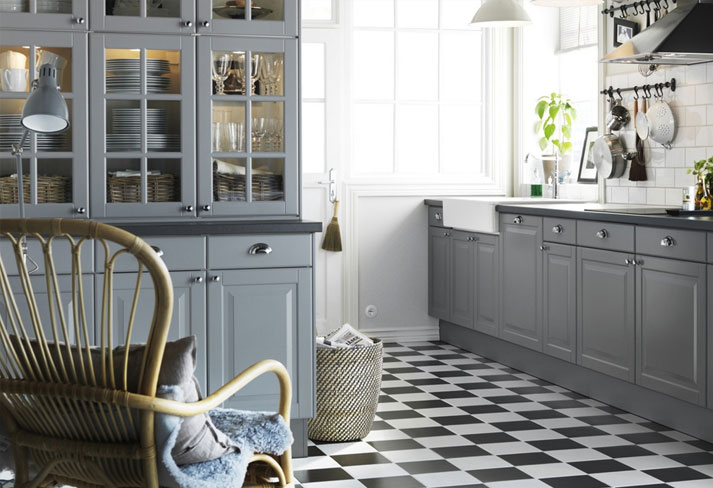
xmin=577 ymin=127 xmax=599 ymax=184
xmin=613 ymin=18 xmax=639 ymax=47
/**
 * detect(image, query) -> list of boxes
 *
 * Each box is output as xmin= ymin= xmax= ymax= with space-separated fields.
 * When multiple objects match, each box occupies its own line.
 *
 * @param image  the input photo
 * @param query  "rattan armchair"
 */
xmin=0 ymin=218 xmax=294 ymax=488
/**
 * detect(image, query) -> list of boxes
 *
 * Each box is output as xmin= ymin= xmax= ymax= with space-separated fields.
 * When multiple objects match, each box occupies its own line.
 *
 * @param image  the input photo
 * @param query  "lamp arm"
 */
xmin=11 ymin=128 xmax=30 ymax=219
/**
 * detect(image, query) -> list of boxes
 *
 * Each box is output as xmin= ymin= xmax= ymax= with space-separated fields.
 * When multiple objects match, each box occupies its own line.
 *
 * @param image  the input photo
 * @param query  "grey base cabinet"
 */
xmin=428 ymin=226 xmax=451 ymax=321
xmin=709 ymin=266 xmax=713 ymax=410
xmin=500 ymin=214 xmax=542 ymax=350
xmin=542 ymin=243 xmax=576 ymax=362
xmin=577 ymin=247 xmax=636 ymax=382
xmin=474 ymin=234 xmax=499 ymax=337
xmin=207 ymin=267 xmax=313 ymax=419
xmin=450 ymin=231 xmax=474 ymax=328
xmin=636 ymin=257 xmax=706 ymax=406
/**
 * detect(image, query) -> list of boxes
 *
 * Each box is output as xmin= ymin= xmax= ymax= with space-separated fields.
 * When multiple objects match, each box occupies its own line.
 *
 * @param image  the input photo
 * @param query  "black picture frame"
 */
xmin=613 ymin=18 xmax=639 ymax=47
xmin=577 ymin=127 xmax=599 ymax=184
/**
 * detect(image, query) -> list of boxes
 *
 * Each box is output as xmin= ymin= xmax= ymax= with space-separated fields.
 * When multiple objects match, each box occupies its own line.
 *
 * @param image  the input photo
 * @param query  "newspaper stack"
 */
xmin=317 ymin=324 xmax=374 ymax=349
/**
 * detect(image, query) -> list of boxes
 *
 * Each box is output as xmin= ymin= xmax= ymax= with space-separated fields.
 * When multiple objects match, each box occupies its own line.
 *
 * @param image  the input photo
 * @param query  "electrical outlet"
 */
xmin=365 ymin=305 xmax=378 ymax=319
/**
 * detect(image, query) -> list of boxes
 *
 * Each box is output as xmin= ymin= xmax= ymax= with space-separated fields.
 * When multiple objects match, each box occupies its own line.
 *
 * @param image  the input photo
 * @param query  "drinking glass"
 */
xmin=252 ymin=117 xmax=266 ymax=152
xmin=235 ymin=122 xmax=246 ymax=152
xmin=259 ymin=54 xmax=283 ymax=96
xmin=213 ymin=122 xmax=237 ymax=152
xmin=212 ymin=53 xmax=230 ymax=95
xmin=236 ymin=53 xmax=261 ymax=95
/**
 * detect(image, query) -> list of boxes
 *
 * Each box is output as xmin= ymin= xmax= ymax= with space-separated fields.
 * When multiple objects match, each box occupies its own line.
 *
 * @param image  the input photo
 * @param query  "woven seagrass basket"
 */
xmin=107 ymin=174 xmax=177 ymax=203
xmin=0 ymin=175 xmax=71 ymax=204
xmin=308 ymin=339 xmax=383 ymax=442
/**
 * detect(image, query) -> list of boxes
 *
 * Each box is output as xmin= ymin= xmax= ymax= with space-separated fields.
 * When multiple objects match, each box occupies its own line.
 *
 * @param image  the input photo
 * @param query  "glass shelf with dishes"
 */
xmin=198 ymin=0 xmax=296 ymax=37
xmin=0 ymin=0 xmax=87 ymax=31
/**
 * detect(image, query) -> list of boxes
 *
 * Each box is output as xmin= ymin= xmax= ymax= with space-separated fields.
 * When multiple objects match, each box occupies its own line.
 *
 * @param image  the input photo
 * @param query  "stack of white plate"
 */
xmin=36 ymin=0 xmax=72 ymax=13
xmin=0 ymin=114 xmax=69 ymax=151
xmin=106 ymin=58 xmax=171 ymax=94
xmin=106 ymin=134 xmax=180 ymax=152
xmin=112 ymin=108 xmax=167 ymax=134
xmin=107 ymin=59 xmax=170 ymax=75
xmin=0 ymin=0 xmax=26 ymax=12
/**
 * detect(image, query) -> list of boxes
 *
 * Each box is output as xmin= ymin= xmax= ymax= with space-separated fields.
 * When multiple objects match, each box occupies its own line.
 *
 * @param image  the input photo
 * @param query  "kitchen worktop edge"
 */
xmin=109 ymin=220 xmax=323 ymax=236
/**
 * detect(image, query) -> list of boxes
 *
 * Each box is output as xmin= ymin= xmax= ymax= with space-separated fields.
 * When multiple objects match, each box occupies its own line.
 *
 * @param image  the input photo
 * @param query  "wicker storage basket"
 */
xmin=308 ymin=339 xmax=383 ymax=442
xmin=107 ymin=174 xmax=177 ymax=203
xmin=0 ymin=175 xmax=71 ymax=204
xmin=213 ymin=170 xmax=284 ymax=202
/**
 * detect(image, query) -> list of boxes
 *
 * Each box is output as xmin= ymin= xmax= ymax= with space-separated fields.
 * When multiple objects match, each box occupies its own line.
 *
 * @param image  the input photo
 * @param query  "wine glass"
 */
xmin=236 ymin=53 xmax=261 ymax=95
xmin=212 ymin=53 xmax=230 ymax=95
xmin=259 ymin=54 xmax=283 ymax=95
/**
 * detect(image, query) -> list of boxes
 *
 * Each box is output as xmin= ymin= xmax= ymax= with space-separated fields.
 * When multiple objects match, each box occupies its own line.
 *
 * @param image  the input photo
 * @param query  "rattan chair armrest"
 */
xmin=131 ymin=359 xmax=292 ymax=420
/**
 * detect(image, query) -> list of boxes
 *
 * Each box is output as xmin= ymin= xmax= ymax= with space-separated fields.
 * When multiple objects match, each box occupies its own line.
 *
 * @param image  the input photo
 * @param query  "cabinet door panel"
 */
xmin=207 ymin=268 xmax=312 ymax=417
xmin=577 ymin=247 xmax=635 ymax=382
xmin=542 ymin=244 xmax=576 ymax=362
xmin=0 ymin=275 xmax=94 ymax=345
xmin=709 ymin=266 xmax=713 ymax=410
xmin=637 ymin=257 xmax=706 ymax=405
xmin=450 ymin=231 xmax=473 ymax=328
xmin=428 ymin=227 xmax=450 ymax=321
xmin=0 ymin=0 xmax=87 ymax=31
xmin=96 ymin=271 xmax=207 ymax=390
xmin=90 ymin=0 xmax=195 ymax=35
xmin=474 ymin=234 xmax=499 ymax=336
xmin=500 ymin=216 xmax=542 ymax=350
xmin=197 ymin=0 xmax=298 ymax=37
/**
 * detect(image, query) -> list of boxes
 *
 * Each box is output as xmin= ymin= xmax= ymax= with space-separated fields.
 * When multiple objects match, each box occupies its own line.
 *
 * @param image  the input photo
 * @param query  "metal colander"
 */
xmin=647 ymin=99 xmax=676 ymax=148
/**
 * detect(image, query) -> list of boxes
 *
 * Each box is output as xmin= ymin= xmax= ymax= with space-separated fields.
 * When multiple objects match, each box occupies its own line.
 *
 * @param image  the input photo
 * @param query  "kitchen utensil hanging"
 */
xmin=647 ymin=94 xmax=676 ymax=149
xmin=592 ymin=134 xmax=628 ymax=179
xmin=601 ymin=0 xmax=675 ymax=18
xmin=606 ymin=90 xmax=631 ymax=131
xmin=636 ymin=94 xmax=650 ymax=141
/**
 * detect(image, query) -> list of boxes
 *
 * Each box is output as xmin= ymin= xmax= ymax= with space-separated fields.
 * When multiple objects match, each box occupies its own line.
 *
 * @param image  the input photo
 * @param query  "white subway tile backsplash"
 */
xmin=648 ymin=148 xmax=665 ymax=167
xmin=611 ymin=186 xmax=629 ymax=203
xmin=695 ymin=126 xmax=713 ymax=147
xmin=686 ymin=147 xmax=707 ymax=163
xmin=684 ymin=106 xmax=707 ymax=127
xmin=686 ymin=65 xmax=707 ymax=85
xmin=628 ymin=187 xmax=647 ymax=204
xmin=708 ymin=64 xmax=713 ymax=83
xmin=646 ymin=188 xmax=666 ymax=205
xmin=696 ymin=84 xmax=713 ymax=105
xmin=675 ymin=168 xmax=695 ymax=188
xmin=674 ymin=86 xmax=696 ymax=106
xmin=665 ymin=147 xmax=686 ymax=167
xmin=666 ymin=188 xmax=683 ymax=206
xmin=674 ymin=127 xmax=696 ymax=147
xmin=655 ymin=168 xmax=675 ymax=186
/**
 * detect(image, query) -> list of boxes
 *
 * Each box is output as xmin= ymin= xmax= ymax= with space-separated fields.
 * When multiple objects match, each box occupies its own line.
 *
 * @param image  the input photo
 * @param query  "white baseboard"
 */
xmin=358 ymin=326 xmax=440 ymax=342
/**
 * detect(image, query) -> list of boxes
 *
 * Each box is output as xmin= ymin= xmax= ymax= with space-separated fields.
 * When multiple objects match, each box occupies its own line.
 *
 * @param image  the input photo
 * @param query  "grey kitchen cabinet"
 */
xmin=500 ymin=214 xmax=543 ymax=351
xmin=207 ymin=267 xmax=313 ymax=418
xmin=577 ymin=247 xmax=636 ymax=382
xmin=541 ymin=243 xmax=576 ymax=362
xmin=197 ymin=0 xmax=298 ymax=37
xmin=636 ymin=256 xmax=706 ymax=405
xmin=0 ymin=30 xmax=88 ymax=218
xmin=709 ymin=266 xmax=713 ymax=409
xmin=89 ymin=33 xmax=196 ymax=220
xmin=0 ymin=275 xmax=94 ymax=344
xmin=90 ymin=0 xmax=195 ymax=35
xmin=0 ymin=0 xmax=87 ymax=31
xmin=428 ymin=226 xmax=451 ymax=321
xmin=96 ymin=270 xmax=207 ymax=390
xmin=474 ymin=234 xmax=499 ymax=337
xmin=197 ymin=35 xmax=299 ymax=218
xmin=450 ymin=230 xmax=473 ymax=328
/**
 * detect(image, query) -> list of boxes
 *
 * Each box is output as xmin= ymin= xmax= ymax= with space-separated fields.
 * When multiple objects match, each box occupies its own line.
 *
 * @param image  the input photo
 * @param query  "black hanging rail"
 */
xmin=601 ymin=0 xmax=676 ymax=18
xmin=599 ymin=79 xmax=676 ymax=100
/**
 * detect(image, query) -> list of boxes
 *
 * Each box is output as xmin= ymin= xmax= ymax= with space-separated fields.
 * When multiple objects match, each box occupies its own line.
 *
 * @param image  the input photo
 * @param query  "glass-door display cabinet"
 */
xmin=197 ymin=36 xmax=298 ymax=217
xmin=197 ymin=0 xmax=297 ymax=37
xmin=90 ymin=0 xmax=195 ymax=35
xmin=0 ymin=30 xmax=88 ymax=218
xmin=89 ymin=33 xmax=196 ymax=219
xmin=0 ymin=0 xmax=87 ymax=31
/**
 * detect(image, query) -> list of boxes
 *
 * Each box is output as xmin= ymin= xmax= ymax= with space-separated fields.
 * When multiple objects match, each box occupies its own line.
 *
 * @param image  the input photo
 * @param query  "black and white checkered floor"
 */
xmin=295 ymin=341 xmax=713 ymax=488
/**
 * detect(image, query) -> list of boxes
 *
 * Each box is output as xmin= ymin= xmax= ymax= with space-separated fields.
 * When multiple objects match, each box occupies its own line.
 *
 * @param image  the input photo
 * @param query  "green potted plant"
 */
xmin=534 ymin=93 xmax=577 ymax=178
xmin=687 ymin=158 xmax=713 ymax=209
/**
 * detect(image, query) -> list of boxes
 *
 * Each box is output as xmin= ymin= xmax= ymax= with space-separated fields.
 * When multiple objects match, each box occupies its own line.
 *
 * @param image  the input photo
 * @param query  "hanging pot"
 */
xmin=606 ymin=100 xmax=631 ymax=132
xmin=592 ymin=134 xmax=627 ymax=179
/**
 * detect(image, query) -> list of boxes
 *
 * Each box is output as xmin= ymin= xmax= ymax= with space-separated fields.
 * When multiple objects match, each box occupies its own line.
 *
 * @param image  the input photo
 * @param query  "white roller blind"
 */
xmin=559 ymin=6 xmax=598 ymax=52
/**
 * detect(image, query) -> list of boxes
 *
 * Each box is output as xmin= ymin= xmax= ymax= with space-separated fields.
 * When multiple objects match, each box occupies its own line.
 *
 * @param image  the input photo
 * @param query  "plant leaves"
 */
xmin=544 ymin=124 xmax=556 ymax=140
xmin=535 ymin=100 xmax=548 ymax=119
xmin=534 ymin=120 xmax=543 ymax=134
xmin=549 ymin=105 xmax=560 ymax=121
xmin=568 ymin=106 xmax=577 ymax=120
xmin=564 ymin=113 xmax=572 ymax=127
xmin=539 ymin=137 xmax=548 ymax=151
xmin=562 ymin=125 xmax=571 ymax=139
xmin=563 ymin=142 xmax=573 ymax=153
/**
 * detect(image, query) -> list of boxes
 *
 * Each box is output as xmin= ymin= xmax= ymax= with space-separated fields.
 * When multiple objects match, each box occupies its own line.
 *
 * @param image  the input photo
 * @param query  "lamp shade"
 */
xmin=531 ymin=0 xmax=602 ymax=6
xmin=21 ymin=64 xmax=69 ymax=134
xmin=470 ymin=0 xmax=532 ymax=27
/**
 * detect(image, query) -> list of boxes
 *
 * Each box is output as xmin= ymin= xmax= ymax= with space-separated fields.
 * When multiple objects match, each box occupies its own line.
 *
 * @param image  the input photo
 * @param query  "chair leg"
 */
xmin=13 ymin=445 xmax=30 ymax=485
xmin=281 ymin=448 xmax=294 ymax=487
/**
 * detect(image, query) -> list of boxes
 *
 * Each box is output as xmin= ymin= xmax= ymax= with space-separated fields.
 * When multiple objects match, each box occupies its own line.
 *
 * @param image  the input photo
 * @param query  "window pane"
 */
xmin=353 ymin=104 xmax=393 ymax=174
xmin=353 ymin=31 xmax=394 ymax=100
xmin=397 ymin=32 xmax=438 ymax=101
xmin=302 ymin=43 xmax=325 ymax=99
xmin=440 ymin=104 xmax=481 ymax=173
xmin=354 ymin=0 xmax=394 ymax=27
xmin=303 ymin=0 xmax=333 ymax=21
xmin=441 ymin=0 xmax=481 ymax=29
xmin=397 ymin=0 xmax=438 ymax=28
xmin=440 ymin=31 xmax=481 ymax=102
xmin=302 ymin=102 xmax=326 ymax=174
xmin=396 ymin=104 xmax=438 ymax=173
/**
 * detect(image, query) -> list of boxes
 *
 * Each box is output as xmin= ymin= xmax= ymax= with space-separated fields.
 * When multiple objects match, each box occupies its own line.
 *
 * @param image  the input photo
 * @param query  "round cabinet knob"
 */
xmin=183 ymin=205 xmax=194 ymax=212
xmin=73 ymin=17 xmax=85 ymax=24
xmin=539 ymin=245 xmax=549 ymax=251
xmin=660 ymin=236 xmax=675 ymax=247
xmin=201 ymin=205 xmax=211 ymax=212
xmin=200 ymin=20 xmax=210 ymax=27
xmin=182 ymin=20 xmax=193 ymax=27
xmin=150 ymin=245 xmax=164 ymax=257
xmin=636 ymin=259 xmax=644 ymax=266
xmin=434 ymin=212 xmax=442 ymax=221
xmin=596 ymin=229 xmax=609 ymax=240
xmin=210 ymin=276 xmax=221 ymax=282
xmin=75 ymin=207 xmax=86 ymax=214
xmin=513 ymin=216 xmax=523 ymax=225
xmin=552 ymin=224 xmax=564 ymax=234
xmin=625 ymin=258 xmax=633 ymax=265
xmin=193 ymin=276 xmax=204 ymax=283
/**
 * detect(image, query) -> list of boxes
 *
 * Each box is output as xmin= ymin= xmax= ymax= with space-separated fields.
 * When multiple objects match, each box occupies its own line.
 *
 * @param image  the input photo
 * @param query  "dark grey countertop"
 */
xmin=424 ymin=199 xmax=443 ymax=207
xmin=111 ymin=220 xmax=323 ymax=236
xmin=496 ymin=203 xmax=713 ymax=232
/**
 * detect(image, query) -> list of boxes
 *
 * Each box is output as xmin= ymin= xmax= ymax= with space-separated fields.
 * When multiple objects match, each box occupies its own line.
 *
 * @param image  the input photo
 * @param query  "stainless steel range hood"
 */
xmin=601 ymin=0 xmax=713 ymax=65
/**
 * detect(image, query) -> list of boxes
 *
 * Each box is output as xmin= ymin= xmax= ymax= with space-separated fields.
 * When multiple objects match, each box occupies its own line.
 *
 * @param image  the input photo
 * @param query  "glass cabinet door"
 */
xmin=90 ymin=33 xmax=195 ymax=219
xmin=197 ymin=36 xmax=298 ymax=217
xmin=90 ymin=0 xmax=195 ymax=35
xmin=0 ymin=31 xmax=87 ymax=218
xmin=0 ymin=0 xmax=87 ymax=31
xmin=196 ymin=0 xmax=297 ymax=37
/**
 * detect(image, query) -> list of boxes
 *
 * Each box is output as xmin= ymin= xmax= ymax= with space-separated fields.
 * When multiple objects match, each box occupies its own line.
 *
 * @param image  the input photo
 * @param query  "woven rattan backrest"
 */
xmin=0 ymin=218 xmax=173 ymax=448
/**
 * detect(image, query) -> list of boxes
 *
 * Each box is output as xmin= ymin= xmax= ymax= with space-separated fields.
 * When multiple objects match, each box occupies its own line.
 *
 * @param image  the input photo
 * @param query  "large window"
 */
xmin=303 ymin=0 xmax=496 ymax=181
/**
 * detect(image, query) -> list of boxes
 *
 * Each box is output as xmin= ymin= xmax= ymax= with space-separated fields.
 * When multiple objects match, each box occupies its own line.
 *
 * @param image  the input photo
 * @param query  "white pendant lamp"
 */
xmin=530 ymin=0 xmax=602 ymax=6
xmin=470 ymin=0 xmax=532 ymax=28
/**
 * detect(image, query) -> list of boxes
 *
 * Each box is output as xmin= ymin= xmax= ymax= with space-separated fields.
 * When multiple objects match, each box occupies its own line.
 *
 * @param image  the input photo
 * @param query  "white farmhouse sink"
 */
xmin=442 ymin=197 xmax=586 ymax=234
